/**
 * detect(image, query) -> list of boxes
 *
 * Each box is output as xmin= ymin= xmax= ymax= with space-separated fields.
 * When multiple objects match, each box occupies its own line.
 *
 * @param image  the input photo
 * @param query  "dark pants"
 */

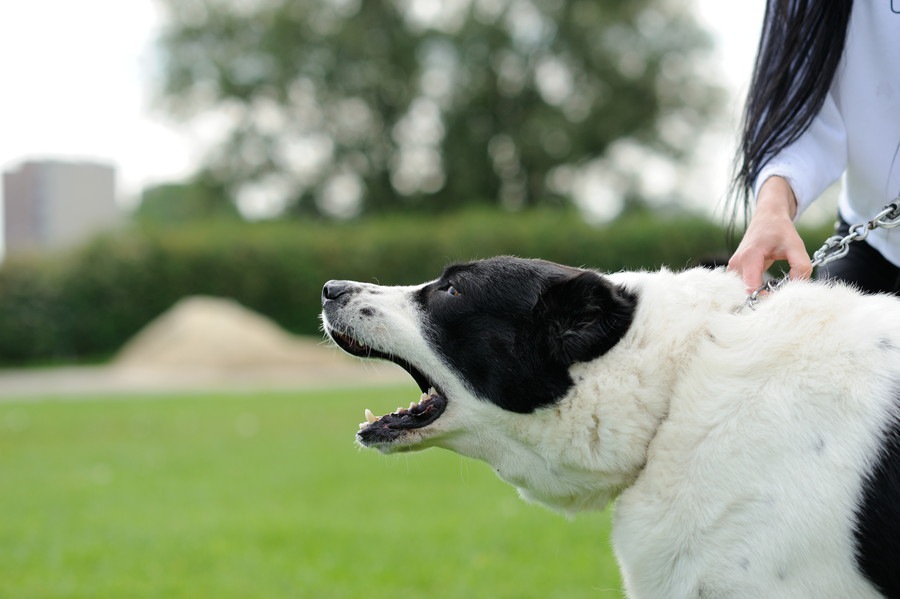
xmin=816 ymin=215 xmax=900 ymax=295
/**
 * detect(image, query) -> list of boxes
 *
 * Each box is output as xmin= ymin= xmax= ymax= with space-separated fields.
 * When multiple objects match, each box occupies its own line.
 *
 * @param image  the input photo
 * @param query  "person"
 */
xmin=727 ymin=0 xmax=900 ymax=295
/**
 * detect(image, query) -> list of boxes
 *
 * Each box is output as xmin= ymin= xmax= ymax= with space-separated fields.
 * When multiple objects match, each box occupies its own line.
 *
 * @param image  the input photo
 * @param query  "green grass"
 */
xmin=0 ymin=387 xmax=624 ymax=598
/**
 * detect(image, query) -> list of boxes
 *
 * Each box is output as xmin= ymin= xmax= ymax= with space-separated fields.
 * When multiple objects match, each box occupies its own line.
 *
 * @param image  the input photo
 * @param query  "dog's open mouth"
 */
xmin=328 ymin=329 xmax=448 ymax=445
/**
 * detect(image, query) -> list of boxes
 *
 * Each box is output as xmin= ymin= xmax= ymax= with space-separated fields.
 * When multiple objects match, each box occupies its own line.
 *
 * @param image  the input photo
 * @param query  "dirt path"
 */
xmin=0 ymin=342 xmax=409 ymax=401
xmin=0 ymin=297 xmax=416 ymax=401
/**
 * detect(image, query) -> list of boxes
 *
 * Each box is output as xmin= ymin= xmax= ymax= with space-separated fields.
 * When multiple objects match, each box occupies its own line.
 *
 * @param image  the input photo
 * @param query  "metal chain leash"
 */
xmin=810 ymin=199 xmax=900 ymax=268
xmin=744 ymin=196 xmax=900 ymax=309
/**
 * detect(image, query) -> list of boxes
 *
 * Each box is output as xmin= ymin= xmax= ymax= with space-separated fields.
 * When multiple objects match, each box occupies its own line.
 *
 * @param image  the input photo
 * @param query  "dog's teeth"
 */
xmin=365 ymin=409 xmax=377 ymax=423
xmin=428 ymin=386 xmax=437 ymax=397
xmin=359 ymin=422 xmax=367 ymax=429
xmin=410 ymin=402 xmax=417 ymax=409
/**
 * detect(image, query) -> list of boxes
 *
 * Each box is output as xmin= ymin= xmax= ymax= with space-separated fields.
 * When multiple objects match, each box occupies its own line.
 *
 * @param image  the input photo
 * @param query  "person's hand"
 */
xmin=728 ymin=176 xmax=812 ymax=292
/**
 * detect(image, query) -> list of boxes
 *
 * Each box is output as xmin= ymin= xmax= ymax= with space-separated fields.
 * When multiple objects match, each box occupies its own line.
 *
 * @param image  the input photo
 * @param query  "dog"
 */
xmin=320 ymin=256 xmax=900 ymax=598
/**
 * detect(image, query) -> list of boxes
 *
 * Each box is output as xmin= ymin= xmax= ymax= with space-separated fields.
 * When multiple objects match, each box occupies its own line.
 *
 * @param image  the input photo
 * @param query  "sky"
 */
xmin=0 ymin=0 xmax=765 ymax=228
xmin=0 ymin=1 xmax=193 ymax=206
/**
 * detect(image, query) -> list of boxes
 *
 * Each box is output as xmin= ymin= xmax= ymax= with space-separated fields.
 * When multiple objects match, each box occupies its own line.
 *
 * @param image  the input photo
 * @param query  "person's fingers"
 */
xmin=728 ymin=250 xmax=766 ymax=292
xmin=786 ymin=246 xmax=813 ymax=280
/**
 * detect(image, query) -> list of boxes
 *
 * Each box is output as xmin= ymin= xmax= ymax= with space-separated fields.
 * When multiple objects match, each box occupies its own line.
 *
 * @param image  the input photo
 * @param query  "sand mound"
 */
xmin=115 ymin=296 xmax=334 ymax=370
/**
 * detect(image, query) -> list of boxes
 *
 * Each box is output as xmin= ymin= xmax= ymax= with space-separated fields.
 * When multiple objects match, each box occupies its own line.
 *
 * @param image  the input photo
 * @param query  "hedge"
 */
xmin=0 ymin=208 xmax=832 ymax=365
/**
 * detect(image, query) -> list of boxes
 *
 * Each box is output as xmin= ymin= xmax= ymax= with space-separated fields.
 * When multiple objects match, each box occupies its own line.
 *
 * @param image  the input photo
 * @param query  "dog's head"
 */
xmin=320 ymin=256 xmax=637 ymax=458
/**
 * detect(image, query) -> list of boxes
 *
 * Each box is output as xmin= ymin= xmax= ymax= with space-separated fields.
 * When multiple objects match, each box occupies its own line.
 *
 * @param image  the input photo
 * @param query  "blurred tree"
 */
xmin=156 ymin=0 xmax=721 ymax=218
xmin=136 ymin=172 xmax=240 ymax=225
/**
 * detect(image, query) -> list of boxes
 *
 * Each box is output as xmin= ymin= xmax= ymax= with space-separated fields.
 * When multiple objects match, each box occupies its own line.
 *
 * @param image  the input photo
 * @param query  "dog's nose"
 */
xmin=322 ymin=280 xmax=355 ymax=303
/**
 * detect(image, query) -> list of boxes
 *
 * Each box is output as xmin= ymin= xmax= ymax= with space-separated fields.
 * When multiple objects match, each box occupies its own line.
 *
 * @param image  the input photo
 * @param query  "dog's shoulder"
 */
xmin=612 ymin=272 xmax=900 ymax=598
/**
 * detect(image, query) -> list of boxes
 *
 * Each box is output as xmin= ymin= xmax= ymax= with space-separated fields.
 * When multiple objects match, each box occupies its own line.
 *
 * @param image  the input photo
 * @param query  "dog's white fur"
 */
xmin=325 ymin=266 xmax=900 ymax=598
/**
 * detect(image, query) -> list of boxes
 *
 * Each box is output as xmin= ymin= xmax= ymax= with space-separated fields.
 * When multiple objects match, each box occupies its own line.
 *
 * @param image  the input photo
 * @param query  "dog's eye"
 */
xmin=446 ymin=285 xmax=461 ymax=297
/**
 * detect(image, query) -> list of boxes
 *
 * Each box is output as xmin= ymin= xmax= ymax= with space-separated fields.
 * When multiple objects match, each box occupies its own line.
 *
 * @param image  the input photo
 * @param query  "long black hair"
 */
xmin=729 ymin=0 xmax=854 ymax=230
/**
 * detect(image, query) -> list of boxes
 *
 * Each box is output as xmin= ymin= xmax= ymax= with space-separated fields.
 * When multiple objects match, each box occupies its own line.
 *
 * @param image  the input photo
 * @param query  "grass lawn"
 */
xmin=0 ymin=386 xmax=624 ymax=598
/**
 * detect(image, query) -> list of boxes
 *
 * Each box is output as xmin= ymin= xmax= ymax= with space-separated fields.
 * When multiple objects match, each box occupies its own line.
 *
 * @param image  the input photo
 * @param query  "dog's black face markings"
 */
xmin=853 ymin=392 xmax=900 ymax=596
xmin=415 ymin=257 xmax=637 ymax=414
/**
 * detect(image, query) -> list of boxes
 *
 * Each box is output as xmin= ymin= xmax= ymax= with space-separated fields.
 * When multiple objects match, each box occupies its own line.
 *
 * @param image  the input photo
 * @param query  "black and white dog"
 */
xmin=321 ymin=256 xmax=900 ymax=598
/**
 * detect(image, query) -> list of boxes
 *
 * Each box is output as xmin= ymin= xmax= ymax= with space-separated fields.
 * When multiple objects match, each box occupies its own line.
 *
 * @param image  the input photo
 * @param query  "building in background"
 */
xmin=3 ymin=159 xmax=120 ymax=256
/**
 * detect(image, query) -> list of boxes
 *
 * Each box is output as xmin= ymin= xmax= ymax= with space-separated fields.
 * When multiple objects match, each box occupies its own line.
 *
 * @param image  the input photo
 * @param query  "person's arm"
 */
xmin=752 ymin=92 xmax=847 ymax=216
xmin=729 ymin=92 xmax=847 ymax=290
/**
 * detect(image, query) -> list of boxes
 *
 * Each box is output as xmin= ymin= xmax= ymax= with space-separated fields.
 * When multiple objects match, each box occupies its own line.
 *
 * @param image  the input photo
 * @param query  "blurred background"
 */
xmin=0 ymin=1 xmax=839 ymax=597
xmin=2 ymin=0 xmax=828 ymax=375
xmin=2 ymin=0 xmax=755 ymax=227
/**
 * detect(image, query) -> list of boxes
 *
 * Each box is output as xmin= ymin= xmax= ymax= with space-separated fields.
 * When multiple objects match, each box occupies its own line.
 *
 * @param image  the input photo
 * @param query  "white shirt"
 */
xmin=754 ymin=0 xmax=900 ymax=265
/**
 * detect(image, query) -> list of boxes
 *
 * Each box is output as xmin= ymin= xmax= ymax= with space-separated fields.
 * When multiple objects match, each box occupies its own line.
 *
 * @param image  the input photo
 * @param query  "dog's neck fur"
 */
xmin=441 ymin=268 xmax=747 ymax=514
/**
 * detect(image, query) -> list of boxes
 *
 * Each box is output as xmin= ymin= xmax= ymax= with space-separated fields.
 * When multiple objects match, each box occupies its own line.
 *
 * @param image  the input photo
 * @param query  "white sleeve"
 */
xmin=752 ymin=92 xmax=847 ymax=219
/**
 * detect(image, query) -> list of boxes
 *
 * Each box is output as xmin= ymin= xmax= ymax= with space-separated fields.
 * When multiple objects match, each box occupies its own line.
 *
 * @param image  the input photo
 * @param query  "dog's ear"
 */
xmin=537 ymin=271 xmax=637 ymax=364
